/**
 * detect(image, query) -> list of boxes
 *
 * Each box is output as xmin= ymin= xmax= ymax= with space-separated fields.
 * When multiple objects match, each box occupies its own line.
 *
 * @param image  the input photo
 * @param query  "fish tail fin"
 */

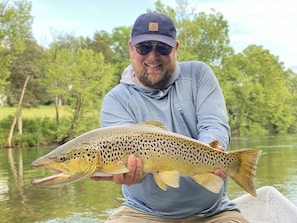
xmin=229 ymin=149 xmax=262 ymax=197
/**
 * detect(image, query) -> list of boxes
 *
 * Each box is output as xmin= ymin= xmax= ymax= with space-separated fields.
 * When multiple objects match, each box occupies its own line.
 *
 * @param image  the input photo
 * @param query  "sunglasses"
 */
xmin=134 ymin=41 xmax=173 ymax=56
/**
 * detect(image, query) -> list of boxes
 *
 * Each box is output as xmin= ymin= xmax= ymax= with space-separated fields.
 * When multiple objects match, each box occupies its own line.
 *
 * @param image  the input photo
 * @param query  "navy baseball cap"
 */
xmin=131 ymin=12 xmax=177 ymax=47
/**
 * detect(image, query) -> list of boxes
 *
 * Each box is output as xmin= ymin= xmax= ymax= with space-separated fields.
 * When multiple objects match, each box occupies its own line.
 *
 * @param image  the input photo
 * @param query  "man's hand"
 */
xmin=113 ymin=154 xmax=144 ymax=185
xmin=213 ymin=145 xmax=227 ymax=179
xmin=90 ymin=154 xmax=145 ymax=186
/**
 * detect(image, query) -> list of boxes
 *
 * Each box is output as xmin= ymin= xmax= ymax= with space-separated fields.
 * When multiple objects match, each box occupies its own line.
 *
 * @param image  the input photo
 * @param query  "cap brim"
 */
xmin=132 ymin=34 xmax=176 ymax=47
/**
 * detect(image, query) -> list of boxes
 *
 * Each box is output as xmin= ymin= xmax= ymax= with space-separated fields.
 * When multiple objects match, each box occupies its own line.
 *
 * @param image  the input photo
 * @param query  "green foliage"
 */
xmin=0 ymin=49 xmax=11 ymax=93
xmin=109 ymin=26 xmax=131 ymax=64
xmin=86 ymin=31 xmax=114 ymax=63
xmin=0 ymin=115 xmax=59 ymax=148
xmin=0 ymin=0 xmax=32 ymax=51
xmin=152 ymin=0 xmax=177 ymax=19
xmin=42 ymin=39 xmax=116 ymax=140
xmin=222 ymin=45 xmax=296 ymax=135
xmin=65 ymin=49 xmax=113 ymax=138
xmin=1 ymin=0 xmax=297 ymax=147
xmin=178 ymin=10 xmax=231 ymax=66
xmin=7 ymin=39 xmax=46 ymax=106
xmin=0 ymin=0 xmax=33 ymax=94
xmin=0 ymin=115 xmax=13 ymax=146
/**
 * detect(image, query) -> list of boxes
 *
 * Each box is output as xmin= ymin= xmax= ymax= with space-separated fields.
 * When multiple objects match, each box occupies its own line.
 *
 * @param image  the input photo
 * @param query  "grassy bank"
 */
xmin=0 ymin=105 xmax=71 ymax=120
xmin=0 ymin=105 xmax=71 ymax=147
xmin=0 ymin=105 xmax=100 ymax=147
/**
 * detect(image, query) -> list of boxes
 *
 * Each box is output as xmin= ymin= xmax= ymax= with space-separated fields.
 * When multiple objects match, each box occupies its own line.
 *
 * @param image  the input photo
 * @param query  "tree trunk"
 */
xmin=54 ymin=78 xmax=60 ymax=127
xmin=7 ymin=76 xmax=30 ymax=148
xmin=69 ymin=94 xmax=82 ymax=138
xmin=18 ymin=109 xmax=22 ymax=134
xmin=55 ymin=94 xmax=60 ymax=127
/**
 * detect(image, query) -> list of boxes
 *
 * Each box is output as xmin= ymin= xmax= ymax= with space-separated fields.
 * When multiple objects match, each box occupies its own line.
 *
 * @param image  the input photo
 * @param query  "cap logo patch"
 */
xmin=148 ymin=22 xmax=158 ymax=31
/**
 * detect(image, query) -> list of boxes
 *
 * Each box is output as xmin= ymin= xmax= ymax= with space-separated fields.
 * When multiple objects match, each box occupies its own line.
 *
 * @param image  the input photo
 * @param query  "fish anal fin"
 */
xmin=158 ymin=170 xmax=180 ymax=188
xmin=192 ymin=173 xmax=224 ymax=193
xmin=99 ymin=162 xmax=129 ymax=174
xmin=153 ymin=173 xmax=168 ymax=191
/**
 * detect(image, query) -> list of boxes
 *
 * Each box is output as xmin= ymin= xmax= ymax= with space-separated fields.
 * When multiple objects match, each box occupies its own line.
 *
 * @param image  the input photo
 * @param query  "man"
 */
xmin=96 ymin=12 xmax=249 ymax=223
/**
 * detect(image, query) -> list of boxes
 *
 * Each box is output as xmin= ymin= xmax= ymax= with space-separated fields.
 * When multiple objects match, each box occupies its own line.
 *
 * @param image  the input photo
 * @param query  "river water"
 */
xmin=0 ymin=134 xmax=296 ymax=222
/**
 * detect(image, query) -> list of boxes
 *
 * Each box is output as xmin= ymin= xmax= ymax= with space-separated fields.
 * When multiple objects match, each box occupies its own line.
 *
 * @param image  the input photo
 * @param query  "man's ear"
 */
xmin=175 ymin=41 xmax=179 ymax=49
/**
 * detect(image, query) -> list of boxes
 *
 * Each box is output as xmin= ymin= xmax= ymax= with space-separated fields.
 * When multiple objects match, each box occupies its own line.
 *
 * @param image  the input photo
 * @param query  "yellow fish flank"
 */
xmin=31 ymin=121 xmax=262 ymax=196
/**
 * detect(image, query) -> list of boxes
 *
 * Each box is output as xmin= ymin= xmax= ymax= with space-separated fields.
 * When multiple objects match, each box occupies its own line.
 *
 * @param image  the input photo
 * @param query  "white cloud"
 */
xmin=191 ymin=0 xmax=296 ymax=68
xmin=30 ymin=0 xmax=296 ymax=69
xmin=162 ymin=0 xmax=296 ymax=69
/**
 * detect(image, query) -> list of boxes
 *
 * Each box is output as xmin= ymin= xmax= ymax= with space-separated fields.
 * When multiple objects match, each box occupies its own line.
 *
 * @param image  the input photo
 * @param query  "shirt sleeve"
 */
xmin=100 ymin=85 xmax=136 ymax=127
xmin=193 ymin=62 xmax=230 ymax=149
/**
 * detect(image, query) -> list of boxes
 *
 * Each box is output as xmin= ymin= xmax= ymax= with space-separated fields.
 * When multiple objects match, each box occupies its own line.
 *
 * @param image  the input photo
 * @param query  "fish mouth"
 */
xmin=31 ymin=160 xmax=96 ymax=187
xmin=31 ymin=155 xmax=85 ymax=187
xmin=31 ymin=165 xmax=70 ymax=187
xmin=31 ymin=171 xmax=64 ymax=185
xmin=31 ymin=152 xmax=99 ymax=187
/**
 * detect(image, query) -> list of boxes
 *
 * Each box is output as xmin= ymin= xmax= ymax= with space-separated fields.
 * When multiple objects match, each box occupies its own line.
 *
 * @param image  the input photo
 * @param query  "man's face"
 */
xmin=129 ymin=40 xmax=179 ymax=89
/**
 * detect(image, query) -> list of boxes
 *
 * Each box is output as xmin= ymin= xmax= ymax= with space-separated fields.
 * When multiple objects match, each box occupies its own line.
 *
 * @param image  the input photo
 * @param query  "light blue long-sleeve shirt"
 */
xmin=100 ymin=61 xmax=238 ymax=218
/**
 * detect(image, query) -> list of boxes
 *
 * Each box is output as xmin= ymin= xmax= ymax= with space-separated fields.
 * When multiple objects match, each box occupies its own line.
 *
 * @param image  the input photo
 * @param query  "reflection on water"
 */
xmin=0 ymin=134 xmax=296 ymax=223
xmin=227 ymin=134 xmax=297 ymax=204
xmin=0 ymin=147 xmax=123 ymax=223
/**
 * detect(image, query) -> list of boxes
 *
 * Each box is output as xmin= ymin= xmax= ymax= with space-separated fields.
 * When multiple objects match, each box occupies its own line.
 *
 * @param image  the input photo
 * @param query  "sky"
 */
xmin=30 ymin=0 xmax=297 ymax=70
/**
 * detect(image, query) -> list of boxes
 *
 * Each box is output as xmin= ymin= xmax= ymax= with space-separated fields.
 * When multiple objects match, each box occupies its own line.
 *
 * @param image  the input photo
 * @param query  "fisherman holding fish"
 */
xmin=97 ymin=12 xmax=251 ymax=222
xmin=31 ymin=11 xmax=261 ymax=221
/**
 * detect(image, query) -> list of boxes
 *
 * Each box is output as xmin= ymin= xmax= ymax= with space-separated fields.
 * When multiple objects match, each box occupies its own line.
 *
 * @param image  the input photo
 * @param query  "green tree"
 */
xmin=43 ymin=37 xmax=116 ymax=141
xmin=66 ymin=48 xmax=115 ymax=139
xmin=109 ymin=26 xmax=131 ymax=82
xmin=0 ymin=0 xmax=32 ymax=93
xmin=178 ymin=9 xmax=232 ymax=67
xmin=154 ymin=0 xmax=175 ymax=18
xmin=85 ymin=31 xmax=113 ymax=64
xmin=6 ymin=39 xmax=45 ymax=106
xmin=227 ymin=45 xmax=294 ymax=135
xmin=42 ymin=43 xmax=74 ymax=127
xmin=109 ymin=26 xmax=130 ymax=65
xmin=151 ymin=0 xmax=233 ymax=70
xmin=288 ymin=70 xmax=297 ymax=132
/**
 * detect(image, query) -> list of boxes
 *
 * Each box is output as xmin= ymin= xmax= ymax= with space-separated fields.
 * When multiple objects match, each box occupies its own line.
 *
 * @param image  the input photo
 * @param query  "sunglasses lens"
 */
xmin=135 ymin=43 xmax=153 ymax=55
xmin=135 ymin=42 xmax=172 ymax=56
xmin=156 ymin=43 xmax=172 ymax=55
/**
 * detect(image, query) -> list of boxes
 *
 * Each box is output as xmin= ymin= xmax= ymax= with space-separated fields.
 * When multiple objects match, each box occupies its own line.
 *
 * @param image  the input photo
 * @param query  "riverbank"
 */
xmin=0 ymin=105 xmax=72 ymax=148
xmin=0 ymin=105 xmax=71 ymax=120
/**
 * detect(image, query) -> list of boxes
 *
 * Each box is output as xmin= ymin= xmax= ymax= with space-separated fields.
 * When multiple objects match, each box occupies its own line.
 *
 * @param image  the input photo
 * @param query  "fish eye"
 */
xmin=55 ymin=155 xmax=67 ymax=162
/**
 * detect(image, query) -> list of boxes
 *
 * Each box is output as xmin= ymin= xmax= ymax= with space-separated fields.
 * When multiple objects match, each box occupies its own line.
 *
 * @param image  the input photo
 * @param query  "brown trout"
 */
xmin=31 ymin=121 xmax=262 ymax=196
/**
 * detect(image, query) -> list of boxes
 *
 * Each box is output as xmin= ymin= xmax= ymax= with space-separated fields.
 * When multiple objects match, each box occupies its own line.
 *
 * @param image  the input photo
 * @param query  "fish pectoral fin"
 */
xmin=99 ymin=162 xmax=129 ymax=174
xmin=154 ymin=170 xmax=180 ymax=190
xmin=192 ymin=173 xmax=224 ymax=193
xmin=92 ymin=172 xmax=113 ymax=177
xmin=153 ymin=173 xmax=168 ymax=191
xmin=209 ymin=140 xmax=219 ymax=148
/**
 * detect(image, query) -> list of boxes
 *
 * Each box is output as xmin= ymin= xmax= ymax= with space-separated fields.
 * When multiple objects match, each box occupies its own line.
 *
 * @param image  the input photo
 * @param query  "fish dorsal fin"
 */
xmin=99 ymin=162 xmax=129 ymax=174
xmin=140 ymin=121 xmax=169 ymax=131
xmin=153 ymin=170 xmax=180 ymax=190
xmin=192 ymin=173 xmax=224 ymax=193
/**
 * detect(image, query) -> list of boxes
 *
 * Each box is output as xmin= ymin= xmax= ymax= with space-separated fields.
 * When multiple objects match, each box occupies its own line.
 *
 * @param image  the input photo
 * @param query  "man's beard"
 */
xmin=138 ymin=70 xmax=172 ymax=89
